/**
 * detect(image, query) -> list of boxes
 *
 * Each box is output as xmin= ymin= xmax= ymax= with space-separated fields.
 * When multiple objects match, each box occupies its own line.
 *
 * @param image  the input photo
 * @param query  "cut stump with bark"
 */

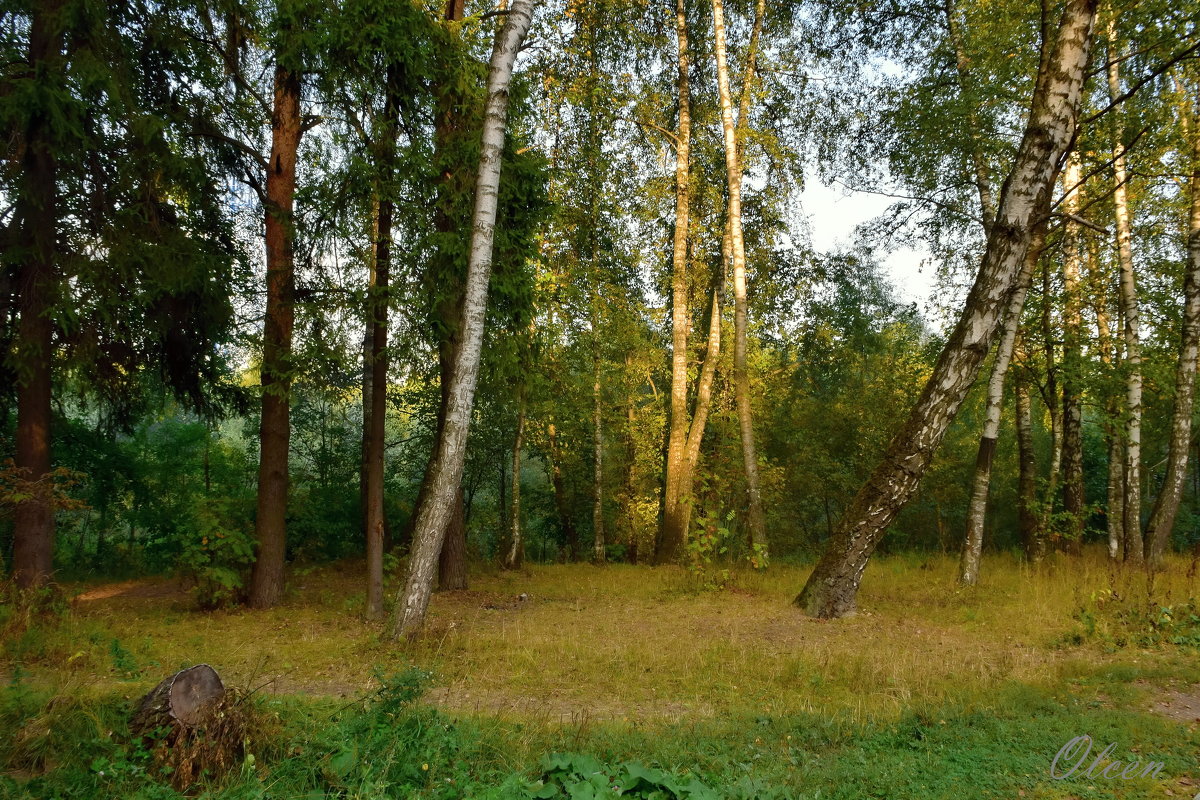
xmin=131 ymin=665 xmax=245 ymax=790
xmin=132 ymin=664 xmax=226 ymax=734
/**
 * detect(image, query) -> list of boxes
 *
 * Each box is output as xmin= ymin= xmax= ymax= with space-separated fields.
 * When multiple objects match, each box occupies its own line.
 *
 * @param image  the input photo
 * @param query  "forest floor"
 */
xmin=5 ymin=549 xmax=1200 ymax=798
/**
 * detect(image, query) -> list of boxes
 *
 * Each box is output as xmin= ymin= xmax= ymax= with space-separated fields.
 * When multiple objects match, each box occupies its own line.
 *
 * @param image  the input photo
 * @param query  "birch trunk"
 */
xmin=712 ymin=0 xmax=766 ymax=552
xmin=504 ymin=391 xmax=526 ymax=569
xmin=248 ymin=63 xmax=302 ymax=609
xmin=672 ymin=282 xmax=723 ymax=558
xmin=10 ymin=0 xmax=63 ymax=588
xmin=1060 ymin=153 xmax=1086 ymax=549
xmin=1145 ymin=85 xmax=1200 ymax=564
xmin=1090 ymin=226 xmax=1124 ymax=560
xmin=959 ymin=227 xmax=1043 ymax=584
xmin=1014 ymin=339 xmax=1044 ymax=562
xmin=1040 ymin=256 xmax=1064 ymax=533
xmin=391 ymin=0 xmax=537 ymax=637
xmin=659 ymin=0 xmax=694 ymax=563
xmin=592 ymin=348 xmax=606 ymax=564
xmin=795 ymin=0 xmax=1096 ymax=618
xmin=1114 ymin=58 xmax=1143 ymax=565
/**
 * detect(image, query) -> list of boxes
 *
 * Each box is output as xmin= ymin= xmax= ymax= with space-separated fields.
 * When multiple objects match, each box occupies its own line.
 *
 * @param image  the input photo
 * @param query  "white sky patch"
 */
xmin=800 ymin=179 xmax=936 ymax=309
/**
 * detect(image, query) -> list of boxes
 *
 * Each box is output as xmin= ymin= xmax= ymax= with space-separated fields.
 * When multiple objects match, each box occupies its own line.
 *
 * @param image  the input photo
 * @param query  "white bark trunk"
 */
xmin=660 ymin=0 xmax=692 ymax=561
xmin=959 ymin=228 xmax=1041 ymax=584
xmin=1106 ymin=28 xmax=1144 ymax=562
xmin=391 ymin=0 xmax=538 ymax=637
xmin=712 ymin=0 xmax=766 ymax=550
xmin=593 ymin=348 xmax=605 ymax=563
xmin=1146 ymin=83 xmax=1200 ymax=564
xmin=796 ymin=0 xmax=1097 ymax=618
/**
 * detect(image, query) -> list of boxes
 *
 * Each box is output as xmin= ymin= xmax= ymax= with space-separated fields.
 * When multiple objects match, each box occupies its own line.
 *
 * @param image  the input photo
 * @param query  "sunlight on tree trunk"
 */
xmin=249 ymin=63 xmax=301 ymax=609
xmin=659 ymin=0 xmax=694 ymax=564
xmin=795 ymin=0 xmax=1097 ymax=618
xmin=712 ymin=0 xmax=766 ymax=553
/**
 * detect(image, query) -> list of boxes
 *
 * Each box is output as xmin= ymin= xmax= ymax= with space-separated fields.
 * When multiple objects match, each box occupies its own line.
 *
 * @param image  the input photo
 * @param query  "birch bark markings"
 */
xmin=1145 ymin=83 xmax=1200 ymax=564
xmin=959 ymin=228 xmax=1042 ymax=584
xmin=1109 ymin=30 xmax=1144 ymax=563
xmin=795 ymin=0 xmax=1097 ymax=618
xmin=504 ymin=390 xmax=526 ymax=569
xmin=1060 ymin=154 xmax=1087 ymax=547
xmin=712 ymin=0 xmax=766 ymax=553
xmin=391 ymin=0 xmax=538 ymax=637
xmin=659 ymin=0 xmax=695 ymax=564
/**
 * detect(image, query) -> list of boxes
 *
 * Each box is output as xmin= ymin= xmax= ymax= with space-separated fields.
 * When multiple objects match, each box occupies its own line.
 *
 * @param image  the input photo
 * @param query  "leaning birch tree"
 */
xmin=795 ymin=0 xmax=1098 ymax=618
xmin=391 ymin=0 xmax=539 ymax=637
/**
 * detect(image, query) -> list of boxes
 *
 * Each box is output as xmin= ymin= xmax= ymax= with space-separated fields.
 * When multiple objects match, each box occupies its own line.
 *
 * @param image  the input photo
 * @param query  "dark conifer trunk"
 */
xmin=248 ymin=64 xmax=301 ymax=609
xmin=11 ymin=0 xmax=62 ymax=588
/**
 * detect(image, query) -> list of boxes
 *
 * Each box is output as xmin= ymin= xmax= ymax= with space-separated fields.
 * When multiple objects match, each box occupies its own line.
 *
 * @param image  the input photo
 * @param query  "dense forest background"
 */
xmin=2 ymin=0 xmax=1199 ymax=617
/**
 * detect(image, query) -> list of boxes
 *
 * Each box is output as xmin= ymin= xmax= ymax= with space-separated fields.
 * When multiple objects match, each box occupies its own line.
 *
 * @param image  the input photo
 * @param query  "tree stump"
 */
xmin=132 ymin=664 xmax=226 ymax=735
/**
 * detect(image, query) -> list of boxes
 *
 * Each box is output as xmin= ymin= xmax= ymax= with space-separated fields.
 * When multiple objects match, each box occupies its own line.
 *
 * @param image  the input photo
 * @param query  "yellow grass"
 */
xmin=7 ymin=548 xmax=1200 ymax=728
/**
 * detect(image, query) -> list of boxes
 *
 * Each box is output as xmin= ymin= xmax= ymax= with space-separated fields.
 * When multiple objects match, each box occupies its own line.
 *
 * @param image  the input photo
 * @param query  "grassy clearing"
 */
xmin=3 ymin=549 xmax=1200 ymax=797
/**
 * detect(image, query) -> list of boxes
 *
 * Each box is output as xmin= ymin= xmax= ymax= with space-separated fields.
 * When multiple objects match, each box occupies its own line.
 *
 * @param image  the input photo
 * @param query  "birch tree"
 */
xmin=392 ymin=0 xmax=538 ymax=638
xmin=712 ymin=0 xmax=766 ymax=553
xmin=795 ymin=0 xmax=1098 ymax=618
xmin=1145 ymin=75 xmax=1200 ymax=564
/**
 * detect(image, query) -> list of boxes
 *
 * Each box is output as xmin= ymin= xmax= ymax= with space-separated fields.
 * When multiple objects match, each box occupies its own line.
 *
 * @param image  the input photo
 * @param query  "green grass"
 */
xmin=2 ymin=550 xmax=1200 ymax=797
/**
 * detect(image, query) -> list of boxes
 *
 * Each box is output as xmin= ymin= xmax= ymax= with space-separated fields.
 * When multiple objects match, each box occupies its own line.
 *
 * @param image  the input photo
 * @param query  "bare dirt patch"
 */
xmin=1146 ymin=684 xmax=1200 ymax=723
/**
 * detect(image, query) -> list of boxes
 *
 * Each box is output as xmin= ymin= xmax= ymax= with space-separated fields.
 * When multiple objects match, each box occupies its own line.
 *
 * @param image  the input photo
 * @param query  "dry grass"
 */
xmin=7 ymin=548 xmax=1200 ymax=728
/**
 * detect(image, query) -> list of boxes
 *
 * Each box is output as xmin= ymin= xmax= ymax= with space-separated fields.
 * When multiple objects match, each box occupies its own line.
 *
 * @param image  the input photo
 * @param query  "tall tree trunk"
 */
xmin=959 ymin=227 xmax=1042 ymax=584
xmin=248 ymin=64 xmax=301 ymax=609
xmin=365 ymin=65 xmax=402 ymax=619
xmin=794 ymin=0 xmax=1096 ymax=618
xmin=546 ymin=421 xmax=579 ymax=559
xmin=624 ymin=394 xmax=640 ymax=563
xmin=1040 ymin=256 xmax=1063 ymax=531
xmin=1060 ymin=153 xmax=1086 ymax=550
xmin=1116 ymin=94 xmax=1143 ymax=565
xmin=1014 ymin=338 xmax=1044 ymax=562
xmin=592 ymin=348 xmax=606 ymax=563
xmin=712 ymin=0 xmax=766 ymax=552
xmin=391 ymin=0 xmax=536 ymax=637
xmin=1145 ymin=83 xmax=1200 ymax=564
xmin=504 ymin=390 xmax=526 ymax=569
xmin=659 ymin=0 xmax=694 ymax=563
xmin=403 ymin=0 xmax=471 ymax=576
xmin=1089 ymin=224 xmax=1124 ymax=560
xmin=673 ymin=278 xmax=723 ymax=557
xmin=360 ymin=195 xmax=377 ymax=544
xmin=10 ymin=0 xmax=63 ymax=589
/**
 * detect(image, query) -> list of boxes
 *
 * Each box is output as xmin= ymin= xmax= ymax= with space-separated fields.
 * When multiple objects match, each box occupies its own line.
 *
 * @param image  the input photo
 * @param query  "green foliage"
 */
xmin=1067 ymin=590 xmax=1200 ymax=651
xmin=684 ymin=510 xmax=736 ymax=591
xmin=178 ymin=498 xmax=256 ymax=610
